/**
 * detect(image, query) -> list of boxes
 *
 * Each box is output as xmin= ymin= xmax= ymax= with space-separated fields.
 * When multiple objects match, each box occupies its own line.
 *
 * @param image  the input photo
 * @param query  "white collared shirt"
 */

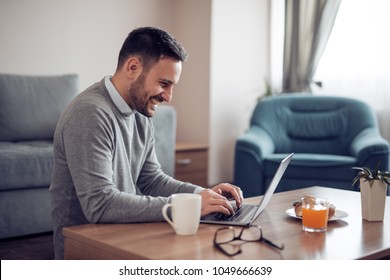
xmin=104 ymin=75 xmax=133 ymax=114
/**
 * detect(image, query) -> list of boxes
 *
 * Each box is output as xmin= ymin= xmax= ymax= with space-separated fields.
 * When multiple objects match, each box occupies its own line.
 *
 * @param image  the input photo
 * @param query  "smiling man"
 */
xmin=49 ymin=27 xmax=242 ymax=259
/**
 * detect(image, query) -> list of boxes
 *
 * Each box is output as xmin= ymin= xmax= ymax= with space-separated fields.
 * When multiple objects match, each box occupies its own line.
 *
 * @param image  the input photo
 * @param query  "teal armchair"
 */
xmin=234 ymin=94 xmax=390 ymax=197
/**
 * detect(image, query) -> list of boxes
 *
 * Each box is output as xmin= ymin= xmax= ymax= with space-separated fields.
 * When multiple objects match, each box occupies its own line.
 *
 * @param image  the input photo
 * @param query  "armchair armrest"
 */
xmin=234 ymin=126 xmax=274 ymax=197
xmin=235 ymin=126 xmax=275 ymax=162
xmin=350 ymin=127 xmax=390 ymax=168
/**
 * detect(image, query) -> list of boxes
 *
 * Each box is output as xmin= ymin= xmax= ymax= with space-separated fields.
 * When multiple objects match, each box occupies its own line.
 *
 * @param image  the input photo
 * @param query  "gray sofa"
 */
xmin=0 ymin=73 xmax=176 ymax=239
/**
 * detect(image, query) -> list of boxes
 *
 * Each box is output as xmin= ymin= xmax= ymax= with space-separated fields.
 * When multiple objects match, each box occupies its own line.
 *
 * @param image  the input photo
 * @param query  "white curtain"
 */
xmin=282 ymin=0 xmax=341 ymax=92
xmin=313 ymin=0 xmax=390 ymax=141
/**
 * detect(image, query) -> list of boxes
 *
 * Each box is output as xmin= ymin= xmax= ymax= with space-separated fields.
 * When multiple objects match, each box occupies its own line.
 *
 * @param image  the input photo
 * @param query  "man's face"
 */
xmin=128 ymin=57 xmax=182 ymax=117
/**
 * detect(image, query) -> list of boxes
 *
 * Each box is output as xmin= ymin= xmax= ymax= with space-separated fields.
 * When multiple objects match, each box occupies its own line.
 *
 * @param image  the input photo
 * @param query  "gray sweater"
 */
xmin=50 ymin=78 xmax=202 ymax=259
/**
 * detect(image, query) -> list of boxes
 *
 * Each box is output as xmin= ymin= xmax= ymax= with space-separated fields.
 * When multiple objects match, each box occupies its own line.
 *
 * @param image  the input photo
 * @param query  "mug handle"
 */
xmin=162 ymin=203 xmax=176 ymax=230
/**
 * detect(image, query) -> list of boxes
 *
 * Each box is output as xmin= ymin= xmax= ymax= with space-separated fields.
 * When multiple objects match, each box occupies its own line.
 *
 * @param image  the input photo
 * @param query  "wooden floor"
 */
xmin=0 ymin=232 xmax=54 ymax=260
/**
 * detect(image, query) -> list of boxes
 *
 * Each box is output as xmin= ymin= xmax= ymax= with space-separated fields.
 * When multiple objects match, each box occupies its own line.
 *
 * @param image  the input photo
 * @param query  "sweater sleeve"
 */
xmin=135 ymin=123 xmax=204 ymax=197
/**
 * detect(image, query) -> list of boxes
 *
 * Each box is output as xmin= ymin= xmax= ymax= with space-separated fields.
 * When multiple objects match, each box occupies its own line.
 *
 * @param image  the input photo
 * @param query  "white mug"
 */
xmin=162 ymin=193 xmax=202 ymax=236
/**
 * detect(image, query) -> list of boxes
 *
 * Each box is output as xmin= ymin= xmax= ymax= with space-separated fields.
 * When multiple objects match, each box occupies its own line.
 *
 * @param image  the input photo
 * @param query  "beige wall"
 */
xmin=0 ymin=0 xmax=176 ymax=91
xmin=169 ymin=0 xmax=212 ymax=145
xmin=0 ymin=0 xmax=270 ymax=186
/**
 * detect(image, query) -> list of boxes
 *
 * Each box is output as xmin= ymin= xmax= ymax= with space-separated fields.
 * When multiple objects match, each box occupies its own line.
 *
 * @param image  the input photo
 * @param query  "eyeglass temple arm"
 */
xmin=214 ymin=242 xmax=242 ymax=256
xmin=261 ymin=236 xmax=284 ymax=250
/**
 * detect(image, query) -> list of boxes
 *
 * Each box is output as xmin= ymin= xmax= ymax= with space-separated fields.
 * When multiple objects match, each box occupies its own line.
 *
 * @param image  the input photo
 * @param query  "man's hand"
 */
xmin=199 ymin=183 xmax=243 ymax=216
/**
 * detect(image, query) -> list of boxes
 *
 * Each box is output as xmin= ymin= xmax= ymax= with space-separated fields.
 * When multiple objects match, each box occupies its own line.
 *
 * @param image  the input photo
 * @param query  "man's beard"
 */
xmin=128 ymin=73 xmax=153 ymax=117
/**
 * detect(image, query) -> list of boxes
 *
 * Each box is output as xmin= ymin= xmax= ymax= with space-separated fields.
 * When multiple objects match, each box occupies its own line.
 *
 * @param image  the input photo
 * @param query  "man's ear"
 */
xmin=125 ymin=57 xmax=142 ymax=78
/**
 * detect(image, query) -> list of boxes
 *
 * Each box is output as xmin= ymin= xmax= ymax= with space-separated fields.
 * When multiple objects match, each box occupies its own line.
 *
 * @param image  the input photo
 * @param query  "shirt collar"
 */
xmin=104 ymin=75 xmax=133 ymax=114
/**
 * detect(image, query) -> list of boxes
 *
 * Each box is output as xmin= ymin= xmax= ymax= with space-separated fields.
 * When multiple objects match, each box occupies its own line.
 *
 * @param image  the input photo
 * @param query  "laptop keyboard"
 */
xmin=204 ymin=204 xmax=255 ymax=222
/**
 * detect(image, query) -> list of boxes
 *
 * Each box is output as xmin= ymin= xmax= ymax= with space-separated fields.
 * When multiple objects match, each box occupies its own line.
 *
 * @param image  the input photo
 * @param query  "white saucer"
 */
xmin=285 ymin=207 xmax=349 ymax=222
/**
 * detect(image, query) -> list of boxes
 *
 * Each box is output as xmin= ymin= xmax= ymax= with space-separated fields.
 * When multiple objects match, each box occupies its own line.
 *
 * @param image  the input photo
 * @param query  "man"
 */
xmin=50 ymin=27 xmax=242 ymax=259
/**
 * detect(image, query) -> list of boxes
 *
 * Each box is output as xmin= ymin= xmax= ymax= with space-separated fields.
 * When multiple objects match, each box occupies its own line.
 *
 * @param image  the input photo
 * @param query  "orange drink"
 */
xmin=301 ymin=197 xmax=329 ymax=232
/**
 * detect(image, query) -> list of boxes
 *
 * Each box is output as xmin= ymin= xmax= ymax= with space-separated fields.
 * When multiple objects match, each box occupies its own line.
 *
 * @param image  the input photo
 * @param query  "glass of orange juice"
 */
xmin=301 ymin=196 xmax=329 ymax=232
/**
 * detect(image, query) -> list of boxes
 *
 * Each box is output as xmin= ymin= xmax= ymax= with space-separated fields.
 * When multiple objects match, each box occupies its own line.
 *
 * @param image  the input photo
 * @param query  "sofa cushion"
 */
xmin=0 ymin=74 xmax=78 ymax=141
xmin=0 ymin=141 xmax=54 ymax=190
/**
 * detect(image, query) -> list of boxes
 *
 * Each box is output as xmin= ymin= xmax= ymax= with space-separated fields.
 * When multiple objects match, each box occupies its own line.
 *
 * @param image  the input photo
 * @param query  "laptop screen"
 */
xmin=250 ymin=153 xmax=294 ymax=221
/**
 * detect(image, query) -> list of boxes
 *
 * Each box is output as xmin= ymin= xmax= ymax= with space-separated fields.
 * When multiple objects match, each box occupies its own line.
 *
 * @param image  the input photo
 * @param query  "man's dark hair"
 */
xmin=117 ymin=27 xmax=188 ymax=71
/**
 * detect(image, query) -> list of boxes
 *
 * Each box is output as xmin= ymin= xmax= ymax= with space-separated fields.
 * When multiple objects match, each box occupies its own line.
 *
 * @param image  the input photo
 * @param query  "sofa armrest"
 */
xmin=350 ymin=127 xmax=390 ymax=168
xmin=152 ymin=105 xmax=176 ymax=176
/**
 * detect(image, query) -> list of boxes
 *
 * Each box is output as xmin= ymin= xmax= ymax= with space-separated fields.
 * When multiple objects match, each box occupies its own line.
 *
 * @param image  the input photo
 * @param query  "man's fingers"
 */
xmin=216 ymin=183 xmax=243 ymax=206
xmin=212 ymin=197 xmax=235 ymax=214
xmin=202 ymin=203 xmax=232 ymax=216
xmin=200 ymin=190 xmax=235 ymax=216
xmin=205 ymin=205 xmax=231 ymax=216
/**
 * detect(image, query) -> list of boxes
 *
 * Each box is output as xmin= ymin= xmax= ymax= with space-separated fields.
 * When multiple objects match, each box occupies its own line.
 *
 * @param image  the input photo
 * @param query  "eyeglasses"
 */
xmin=213 ymin=225 xmax=284 ymax=256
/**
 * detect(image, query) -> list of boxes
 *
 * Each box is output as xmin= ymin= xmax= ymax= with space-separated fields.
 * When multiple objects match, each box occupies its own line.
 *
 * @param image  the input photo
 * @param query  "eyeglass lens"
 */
xmin=215 ymin=227 xmax=264 ymax=256
xmin=216 ymin=242 xmax=242 ymax=256
xmin=240 ymin=226 xmax=262 ymax=241
xmin=214 ymin=226 xmax=284 ymax=256
xmin=214 ymin=227 xmax=235 ymax=244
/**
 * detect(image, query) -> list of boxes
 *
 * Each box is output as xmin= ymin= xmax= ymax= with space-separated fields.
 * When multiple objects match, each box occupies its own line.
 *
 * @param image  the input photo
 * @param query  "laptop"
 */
xmin=200 ymin=153 xmax=293 ymax=226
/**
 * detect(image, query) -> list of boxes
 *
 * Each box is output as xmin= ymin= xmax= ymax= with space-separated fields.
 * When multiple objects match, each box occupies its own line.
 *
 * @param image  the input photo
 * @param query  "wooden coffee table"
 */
xmin=63 ymin=186 xmax=390 ymax=259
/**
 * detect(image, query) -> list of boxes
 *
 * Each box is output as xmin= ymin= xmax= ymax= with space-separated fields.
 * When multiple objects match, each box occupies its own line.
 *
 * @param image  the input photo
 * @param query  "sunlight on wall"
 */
xmin=209 ymin=0 xmax=269 ymax=184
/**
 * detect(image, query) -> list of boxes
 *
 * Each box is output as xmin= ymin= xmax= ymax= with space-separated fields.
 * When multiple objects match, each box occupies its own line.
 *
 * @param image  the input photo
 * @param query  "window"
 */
xmin=313 ymin=0 xmax=390 ymax=139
